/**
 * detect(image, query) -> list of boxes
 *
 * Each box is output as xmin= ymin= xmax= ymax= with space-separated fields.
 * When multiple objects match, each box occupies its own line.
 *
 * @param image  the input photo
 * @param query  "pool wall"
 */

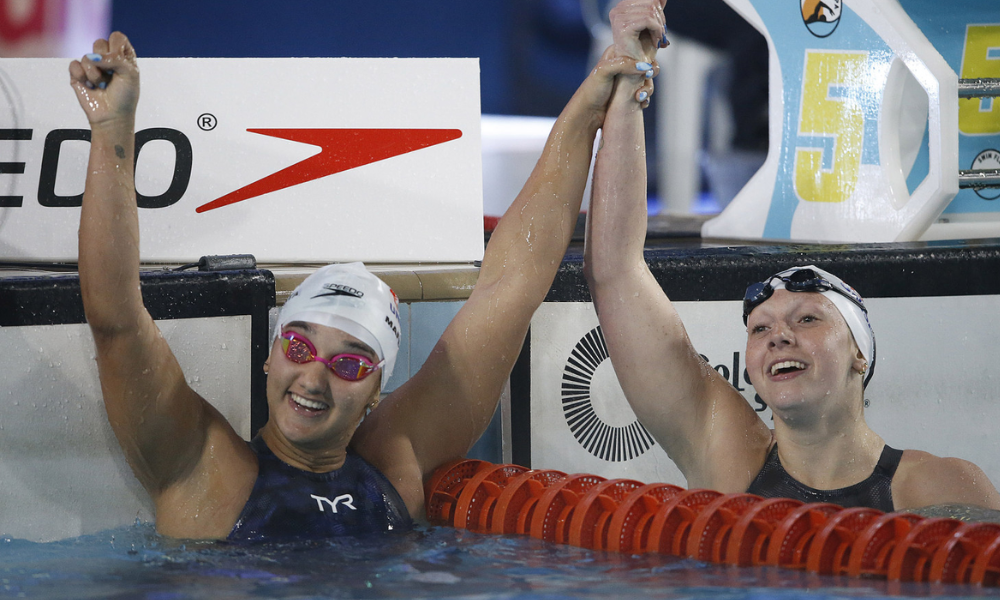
xmin=0 ymin=269 xmax=274 ymax=542
xmin=516 ymin=240 xmax=1000 ymax=489
xmin=0 ymin=265 xmax=507 ymax=543
xmin=5 ymin=240 xmax=1000 ymax=543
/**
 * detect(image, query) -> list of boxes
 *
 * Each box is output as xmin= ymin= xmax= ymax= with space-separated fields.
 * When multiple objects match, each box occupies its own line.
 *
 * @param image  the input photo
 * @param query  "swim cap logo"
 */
xmin=971 ymin=150 xmax=1000 ymax=200
xmin=384 ymin=315 xmax=400 ymax=342
xmin=314 ymin=283 xmax=363 ymax=299
xmin=801 ymin=0 xmax=841 ymax=38
xmin=838 ymin=281 xmax=864 ymax=306
xmin=561 ymin=327 xmax=655 ymax=462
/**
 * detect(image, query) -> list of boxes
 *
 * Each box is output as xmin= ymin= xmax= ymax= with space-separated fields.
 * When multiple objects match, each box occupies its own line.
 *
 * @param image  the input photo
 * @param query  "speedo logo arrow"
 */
xmin=195 ymin=128 xmax=462 ymax=213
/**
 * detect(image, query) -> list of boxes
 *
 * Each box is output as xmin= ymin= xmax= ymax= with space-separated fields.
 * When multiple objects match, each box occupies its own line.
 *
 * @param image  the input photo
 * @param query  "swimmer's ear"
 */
xmin=852 ymin=350 xmax=866 ymax=375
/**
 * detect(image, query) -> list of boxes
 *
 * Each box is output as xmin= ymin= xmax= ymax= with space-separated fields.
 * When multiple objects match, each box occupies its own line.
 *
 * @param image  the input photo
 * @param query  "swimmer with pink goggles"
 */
xmin=273 ymin=263 xmax=401 ymax=391
xmin=280 ymin=331 xmax=384 ymax=382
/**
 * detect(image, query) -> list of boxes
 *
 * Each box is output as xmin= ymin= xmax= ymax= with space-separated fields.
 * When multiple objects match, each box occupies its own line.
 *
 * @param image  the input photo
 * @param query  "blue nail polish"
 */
xmin=636 ymin=61 xmax=652 ymax=72
xmin=97 ymin=81 xmax=107 ymax=89
xmin=645 ymin=70 xmax=654 ymax=79
xmin=84 ymin=80 xmax=94 ymax=89
xmin=638 ymin=91 xmax=648 ymax=102
xmin=85 ymin=53 xmax=102 ymax=62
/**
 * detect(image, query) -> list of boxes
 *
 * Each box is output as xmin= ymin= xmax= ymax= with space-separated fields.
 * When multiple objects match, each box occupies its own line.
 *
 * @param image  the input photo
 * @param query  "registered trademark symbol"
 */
xmin=197 ymin=113 xmax=217 ymax=131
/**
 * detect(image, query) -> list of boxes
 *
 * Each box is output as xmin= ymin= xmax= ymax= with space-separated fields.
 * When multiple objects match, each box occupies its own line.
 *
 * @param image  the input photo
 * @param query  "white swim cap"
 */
xmin=744 ymin=265 xmax=876 ymax=387
xmin=275 ymin=263 xmax=401 ymax=390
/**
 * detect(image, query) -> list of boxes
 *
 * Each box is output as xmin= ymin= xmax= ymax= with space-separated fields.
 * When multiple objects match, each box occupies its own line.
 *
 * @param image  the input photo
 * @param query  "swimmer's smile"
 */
xmin=768 ymin=359 xmax=807 ymax=379
xmin=288 ymin=392 xmax=330 ymax=415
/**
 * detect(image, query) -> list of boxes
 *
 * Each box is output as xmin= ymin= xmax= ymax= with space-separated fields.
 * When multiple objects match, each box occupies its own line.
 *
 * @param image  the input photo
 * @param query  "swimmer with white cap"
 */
xmin=71 ymin=9 xmax=666 ymax=539
xmin=583 ymin=0 xmax=1000 ymax=512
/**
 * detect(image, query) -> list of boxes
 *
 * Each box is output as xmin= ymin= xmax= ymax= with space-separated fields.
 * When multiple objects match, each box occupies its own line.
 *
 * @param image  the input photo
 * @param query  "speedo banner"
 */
xmin=0 ymin=58 xmax=483 ymax=263
xmin=704 ymin=0 xmax=958 ymax=243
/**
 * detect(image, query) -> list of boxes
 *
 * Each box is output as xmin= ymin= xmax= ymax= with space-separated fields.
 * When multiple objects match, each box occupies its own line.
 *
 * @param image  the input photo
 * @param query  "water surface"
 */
xmin=2 ymin=524 xmax=999 ymax=599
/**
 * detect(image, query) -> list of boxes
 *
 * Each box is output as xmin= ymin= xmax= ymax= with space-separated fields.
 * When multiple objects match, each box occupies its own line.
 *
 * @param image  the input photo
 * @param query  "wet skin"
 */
xmin=744 ymin=289 xmax=865 ymax=422
xmin=260 ymin=321 xmax=381 ymax=473
xmin=72 ymin=22 xmax=668 ymax=537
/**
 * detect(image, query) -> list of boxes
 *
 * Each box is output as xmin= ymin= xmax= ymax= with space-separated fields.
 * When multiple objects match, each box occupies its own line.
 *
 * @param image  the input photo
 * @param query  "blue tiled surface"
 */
xmin=409 ymin=302 xmax=464 ymax=373
xmin=384 ymin=301 xmax=502 ymax=463
xmin=382 ymin=303 xmax=411 ymax=393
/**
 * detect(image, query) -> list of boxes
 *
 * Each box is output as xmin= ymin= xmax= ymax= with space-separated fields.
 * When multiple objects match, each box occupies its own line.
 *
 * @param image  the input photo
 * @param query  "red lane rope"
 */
xmin=931 ymin=522 xmax=1000 ymax=584
xmin=425 ymin=460 xmax=1000 ymax=587
xmin=807 ymin=506 xmax=882 ymax=575
xmin=607 ymin=483 xmax=684 ymax=554
xmin=728 ymin=497 xmax=803 ymax=567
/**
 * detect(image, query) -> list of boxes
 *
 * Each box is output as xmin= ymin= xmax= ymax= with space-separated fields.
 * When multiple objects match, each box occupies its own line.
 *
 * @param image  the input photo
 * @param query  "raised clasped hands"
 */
xmin=609 ymin=0 xmax=668 ymax=64
xmin=69 ymin=31 xmax=140 ymax=129
xmin=581 ymin=0 xmax=667 ymax=116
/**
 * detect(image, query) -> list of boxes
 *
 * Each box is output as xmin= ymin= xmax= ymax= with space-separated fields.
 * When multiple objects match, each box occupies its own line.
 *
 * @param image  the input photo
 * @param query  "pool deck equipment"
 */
xmin=426 ymin=459 xmax=1000 ymax=587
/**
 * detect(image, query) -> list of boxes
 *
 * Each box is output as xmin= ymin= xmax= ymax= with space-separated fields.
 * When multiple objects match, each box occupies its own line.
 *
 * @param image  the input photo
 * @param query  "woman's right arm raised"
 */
xmin=71 ymin=34 xmax=248 ymax=516
xmin=583 ymin=1 xmax=770 ymax=491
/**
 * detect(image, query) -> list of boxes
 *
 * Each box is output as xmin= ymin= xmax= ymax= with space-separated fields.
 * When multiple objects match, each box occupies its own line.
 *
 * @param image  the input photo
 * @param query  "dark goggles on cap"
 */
xmin=743 ymin=267 xmax=875 ymax=389
xmin=742 ymin=268 xmax=867 ymax=325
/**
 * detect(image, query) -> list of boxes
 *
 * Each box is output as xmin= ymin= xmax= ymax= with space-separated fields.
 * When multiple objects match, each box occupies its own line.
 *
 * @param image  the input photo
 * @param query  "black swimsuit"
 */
xmin=228 ymin=436 xmax=413 ymax=541
xmin=746 ymin=444 xmax=903 ymax=512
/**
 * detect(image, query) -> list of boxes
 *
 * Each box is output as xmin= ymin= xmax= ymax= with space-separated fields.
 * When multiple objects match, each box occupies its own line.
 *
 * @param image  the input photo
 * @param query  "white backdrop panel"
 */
xmin=531 ymin=297 xmax=1000 ymax=489
xmin=0 ymin=316 xmax=251 ymax=542
xmin=0 ymin=57 xmax=482 ymax=263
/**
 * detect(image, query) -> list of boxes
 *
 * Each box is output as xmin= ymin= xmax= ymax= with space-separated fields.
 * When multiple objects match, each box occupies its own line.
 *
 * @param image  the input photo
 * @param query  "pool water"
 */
xmin=2 ymin=524 xmax=999 ymax=599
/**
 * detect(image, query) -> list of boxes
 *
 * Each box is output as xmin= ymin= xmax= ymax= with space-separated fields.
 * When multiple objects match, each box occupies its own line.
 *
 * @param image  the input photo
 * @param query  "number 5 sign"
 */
xmin=703 ymin=0 xmax=959 ymax=243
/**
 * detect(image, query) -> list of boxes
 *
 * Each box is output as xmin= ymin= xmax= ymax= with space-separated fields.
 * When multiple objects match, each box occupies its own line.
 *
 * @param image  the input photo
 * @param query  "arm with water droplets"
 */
xmin=72 ymin=34 xmax=250 ymax=531
xmin=354 ymin=49 xmax=657 ymax=513
xmin=72 ymin=32 xmax=141 ymax=339
xmin=583 ymin=0 xmax=770 ymax=492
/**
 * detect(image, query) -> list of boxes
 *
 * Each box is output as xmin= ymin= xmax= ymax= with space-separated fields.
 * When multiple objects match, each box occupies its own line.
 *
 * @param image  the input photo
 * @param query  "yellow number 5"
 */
xmin=794 ymin=51 xmax=868 ymax=203
xmin=959 ymin=25 xmax=1000 ymax=135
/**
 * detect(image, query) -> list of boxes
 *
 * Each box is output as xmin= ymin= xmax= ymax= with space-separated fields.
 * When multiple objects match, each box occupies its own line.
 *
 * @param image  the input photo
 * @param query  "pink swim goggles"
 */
xmin=280 ymin=331 xmax=383 ymax=382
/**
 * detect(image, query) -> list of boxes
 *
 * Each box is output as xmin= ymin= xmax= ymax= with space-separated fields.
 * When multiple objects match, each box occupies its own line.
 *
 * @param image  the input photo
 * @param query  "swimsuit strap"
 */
xmin=747 ymin=443 xmax=901 ymax=512
xmin=875 ymin=444 xmax=904 ymax=478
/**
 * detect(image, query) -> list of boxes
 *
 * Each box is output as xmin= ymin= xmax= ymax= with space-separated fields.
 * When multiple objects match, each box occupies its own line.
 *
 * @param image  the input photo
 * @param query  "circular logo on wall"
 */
xmin=801 ymin=0 xmax=842 ymax=38
xmin=971 ymin=149 xmax=1000 ymax=201
xmin=561 ymin=326 xmax=655 ymax=462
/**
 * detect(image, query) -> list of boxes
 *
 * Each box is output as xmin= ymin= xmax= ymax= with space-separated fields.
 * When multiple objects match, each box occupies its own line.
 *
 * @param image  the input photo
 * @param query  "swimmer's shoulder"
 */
xmin=892 ymin=449 xmax=1000 ymax=511
xmin=155 ymin=416 xmax=258 ymax=539
xmin=351 ymin=386 xmax=426 ymax=518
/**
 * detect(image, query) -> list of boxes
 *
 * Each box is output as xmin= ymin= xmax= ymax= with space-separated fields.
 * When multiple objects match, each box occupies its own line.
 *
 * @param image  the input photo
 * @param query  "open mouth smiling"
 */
xmin=290 ymin=393 xmax=329 ymax=413
xmin=770 ymin=360 xmax=806 ymax=376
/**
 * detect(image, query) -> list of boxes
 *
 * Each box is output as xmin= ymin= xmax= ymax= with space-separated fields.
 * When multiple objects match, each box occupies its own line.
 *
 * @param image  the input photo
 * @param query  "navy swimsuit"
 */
xmin=228 ymin=436 xmax=413 ymax=541
xmin=746 ymin=444 xmax=903 ymax=512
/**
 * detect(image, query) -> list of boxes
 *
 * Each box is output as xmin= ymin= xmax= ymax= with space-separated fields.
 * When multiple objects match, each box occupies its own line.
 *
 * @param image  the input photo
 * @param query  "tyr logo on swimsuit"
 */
xmin=310 ymin=494 xmax=357 ymax=513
